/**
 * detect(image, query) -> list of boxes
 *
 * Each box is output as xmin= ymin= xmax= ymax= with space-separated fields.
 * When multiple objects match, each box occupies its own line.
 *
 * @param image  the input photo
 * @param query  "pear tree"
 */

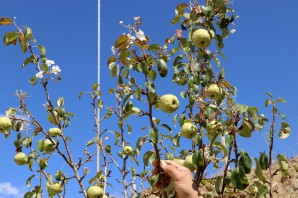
xmin=0 ymin=0 xmax=292 ymax=198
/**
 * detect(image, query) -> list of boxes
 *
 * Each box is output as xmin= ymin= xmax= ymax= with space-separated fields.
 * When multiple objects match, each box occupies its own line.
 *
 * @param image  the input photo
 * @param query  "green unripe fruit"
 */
xmin=14 ymin=152 xmax=27 ymax=166
xmin=192 ymin=29 xmax=211 ymax=48
xmin=206 ymin=84 xmax=223 ymax=100
xmin=87 ymin=186 xmax=104 ymax=198
xmin=159 ymin=94 xmax=179 ymax=114
xmin=46 ymin=182 xmax=63 ymax=195
xmin=48 ymin=112 xmax=60 ymax=125
xmin=49 ymin=128 xmax=62 ymax=137
xmin=181 ymin=122 xmax=197 ymax=139
xmin=43 ymin=139 xmax=56 ymax=153
xmin=123 ymin=145 xmax=133 ymax=156
xmin=184 ymin=155 xmax=196 ymax=171
xmin=0 ymin=116 xmax=12 ymax=133
xmin=206 ymin=120 xmax=224 ymax=134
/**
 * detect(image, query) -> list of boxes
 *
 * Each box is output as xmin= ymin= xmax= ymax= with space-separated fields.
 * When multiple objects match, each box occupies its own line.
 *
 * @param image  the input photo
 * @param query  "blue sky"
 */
xmin=0 ymin=0 xmax=298 ymax=197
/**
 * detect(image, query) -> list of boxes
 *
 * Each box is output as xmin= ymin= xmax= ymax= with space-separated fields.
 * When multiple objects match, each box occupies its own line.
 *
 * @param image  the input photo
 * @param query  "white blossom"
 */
xmin=51 ymin=65 xmax=61 ymax=75
xmin=127 ymin=34 xmax=136 ymax=44
xmin=45 ymin=60 xmax=55 ymax=66
xmin=119 ymin=21 xmax=123 ymax=24
xmin=35 ymin=71 xmax=44 ymax=78
xmin=136 ymin=29 xmax=146 ymax=41
xmin=134 ymin=16 xmax=140 ymax=21
xmin=230 ymin=29 xmax=236 ymax=34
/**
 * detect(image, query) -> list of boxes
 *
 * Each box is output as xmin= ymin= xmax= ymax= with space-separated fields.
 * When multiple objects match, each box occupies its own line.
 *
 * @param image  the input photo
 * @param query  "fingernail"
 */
xmin=160 ymin=160 xmax=167 ymax=168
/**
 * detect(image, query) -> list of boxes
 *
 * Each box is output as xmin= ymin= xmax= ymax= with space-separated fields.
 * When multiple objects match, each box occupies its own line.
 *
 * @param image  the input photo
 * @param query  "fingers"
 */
xmin=160 ymin=160 xmax=188 ymax=181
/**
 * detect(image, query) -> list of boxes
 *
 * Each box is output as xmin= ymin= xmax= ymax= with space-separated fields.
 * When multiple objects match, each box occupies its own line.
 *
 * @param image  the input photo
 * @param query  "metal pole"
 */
xmin=97 ymin=0 xmax=101 ymax=173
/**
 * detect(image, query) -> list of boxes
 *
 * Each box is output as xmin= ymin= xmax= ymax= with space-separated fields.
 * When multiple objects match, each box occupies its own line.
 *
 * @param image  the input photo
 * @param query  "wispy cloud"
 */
xmin=0 ymin=182 xmax=24 ymax=198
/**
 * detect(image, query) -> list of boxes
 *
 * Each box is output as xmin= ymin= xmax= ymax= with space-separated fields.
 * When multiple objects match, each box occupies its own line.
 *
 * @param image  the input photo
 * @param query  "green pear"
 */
xmin=87 ymin=186 xmax=104 ymax=198
xmin=206 ymin=84 xmax=223 ymax=100
xmin=46 ymin=182 xmax=63 ymax=196
xmin=43 ymin=139 xmax=56 ymax=153
xmin=48 ymin=112 xmax=60 ymax=125
xmin=172 ymin=158 xmax=185 ymax=166
xmin=159 ymin=94 xmax=179 ymax=114
xmin=0 ymin=116 xmax=12 ymax=133
xmin=181 ymin=122 xmax=197 ymax=139
xmin=14 ymin=152 xmax=27 ymax=166
xmin=48 ymin=128 xmax=62 ymax=137
xmin=184 ymin=155 xmax=196 ymax=171
xmin=123 ymin=145 xmax=133 ymax=156
xmin=238 ymin=120 xmax=255 ymax=137
xmin=206 ymin=120 xmax=223 ymax=134
xmin=192 ymin=29 xmax=211 ymax=48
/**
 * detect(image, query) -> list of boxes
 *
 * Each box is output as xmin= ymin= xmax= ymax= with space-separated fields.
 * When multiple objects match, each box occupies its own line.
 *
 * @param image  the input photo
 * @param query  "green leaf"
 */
xmin=22 ymin=55 xmax=36 ymax=68
xmin=239 ymin=151 xmax=252 ymax=174
xmin=201 ymin=6 xmax=212 ymax=17
xmin=259 ymin=152 xmax=268 ymax=170
xmin=6 ymin=107 xmax=16 ymax=117
xmin=109 ymin=62 xmax=117 ymax=77
xmin=85 ymin=140 xmax=94 ymax=146
xmin=175 ymin=3 xmax=188 ymax=14
xmin=237 ymin=104 xmax=249 ymax=114
xmin=279 ymin=122 xmax=291 ymax=139
xmin=148 ymin=44 xmax=161 ymax=51
xmin=157 ymin=59 xmax=168 ymax=78
xmin=173 ymin=133 xmax=180 ymax=147
xmin=55 ymin=170 xmax=66 ymax=181
xmin=119 ymin=50 xmax=131 ymax=61
xmin=115 ymin=131 xmax=120 ymax=145
xmin=149 ymin=69 xmax=157 ymax=81
xmin=3 ymin=32 xmax=18 ymax=45
xmin=171 ymin=16 xmax=181 ymax=24
xmin=254 ymin=158 xmax=266 ymax=183
xmin=149 ymin=174 xmax=159 ymax=187
xmin=143 ymin=151 xmax=155 ymax=167
xmin=39 ymin=158 xmax=48 ymax=170
xmin=26 ymin=175 xmax=35 ymax=188
xmin=19 ymin=35 xmax=27 ymax=53
xmin=0 ymin=17 xmax=12 ymax=25
xmin=161 ymin=124 xmax=172 ymax=134
xmin=146 ymin=81 xmax=155 ymax=93
xmin=265 ymin=92 xmax=274 ymax=98
xmin=149 ymin=128 xmax=158 ymax=144
xmin=56 ymin=97 xmax=64 ymax=107
xmin=38 ymin=45 xmax=46 ymax=58
xmin=275 ymin=97 xmax=286 ymax=103
xmin=265 ymin=99 xmax=272 ymax=107
xmin=25 ymin=27 xmax=33 ymax=40
xmin=114 ymin=34 xmax=128 ymax=48
xmin=231 ymin=168 xmax=245 ymax=190
xmin=141 ymin=61 xmax=149 ymax=75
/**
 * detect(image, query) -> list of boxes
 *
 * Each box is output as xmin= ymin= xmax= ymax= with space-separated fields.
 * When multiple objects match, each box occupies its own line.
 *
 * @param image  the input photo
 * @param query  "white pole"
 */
xmin=97 ymin=0 xmax=101 ymax=173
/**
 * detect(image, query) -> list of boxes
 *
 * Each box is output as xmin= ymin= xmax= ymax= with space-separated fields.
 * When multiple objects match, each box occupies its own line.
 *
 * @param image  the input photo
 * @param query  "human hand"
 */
xmin=151 ymin=160 xmax=202 ymax=198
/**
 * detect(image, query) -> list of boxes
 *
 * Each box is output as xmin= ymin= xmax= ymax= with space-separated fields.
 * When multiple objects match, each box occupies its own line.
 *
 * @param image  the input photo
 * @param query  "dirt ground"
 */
xmin=139 ymin=157 xmax=298 ymax=197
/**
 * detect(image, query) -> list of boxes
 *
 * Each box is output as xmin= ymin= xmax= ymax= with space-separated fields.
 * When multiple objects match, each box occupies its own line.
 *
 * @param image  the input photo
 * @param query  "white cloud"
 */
xmin=0 ymin=182 xmax=24 ymax=198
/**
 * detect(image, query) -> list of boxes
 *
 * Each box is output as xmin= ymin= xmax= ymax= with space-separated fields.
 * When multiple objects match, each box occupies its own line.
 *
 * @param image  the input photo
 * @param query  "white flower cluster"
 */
xmin=35 ymin=59 xmax=61 ymax=78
